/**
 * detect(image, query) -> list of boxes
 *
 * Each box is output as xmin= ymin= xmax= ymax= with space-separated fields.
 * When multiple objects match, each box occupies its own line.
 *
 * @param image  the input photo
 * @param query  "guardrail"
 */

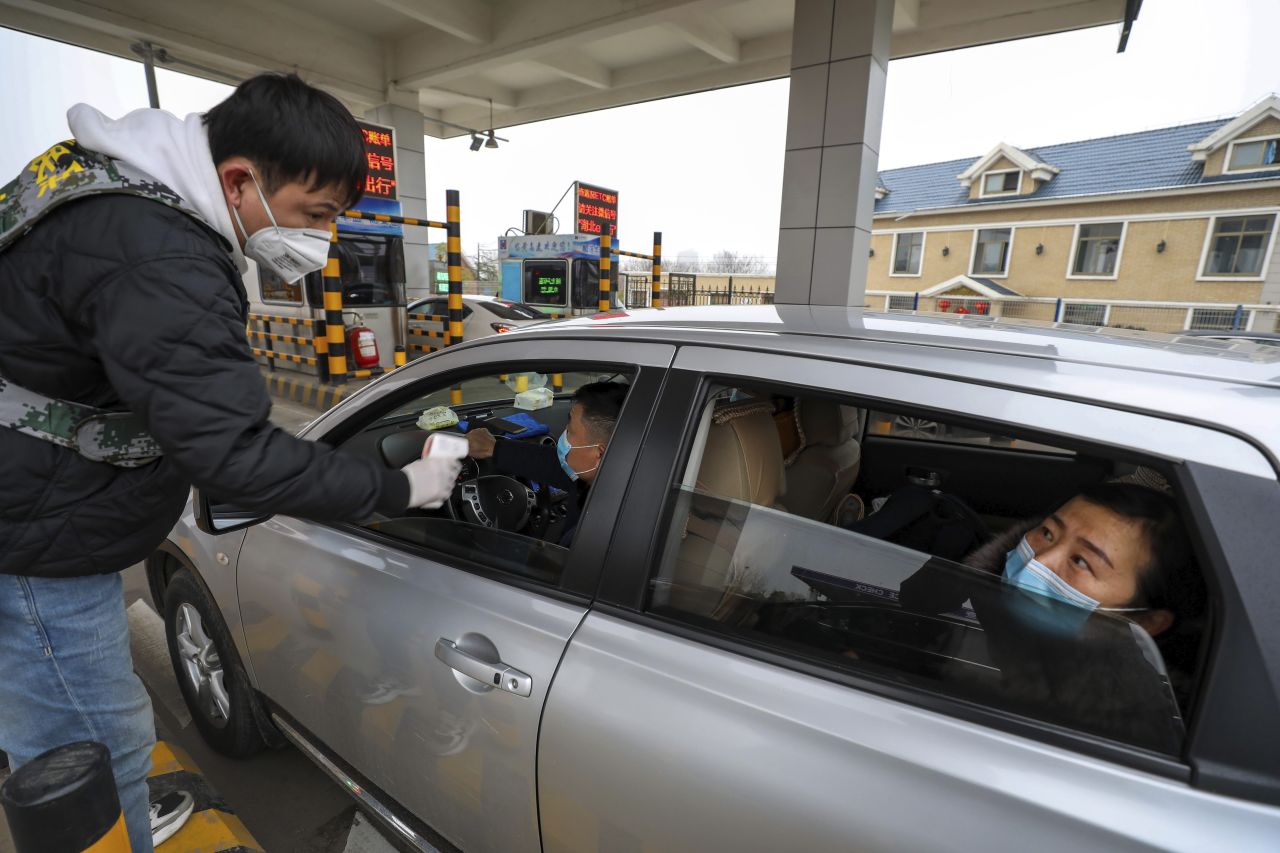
xmin=246 ymin=313 xmax=329 ymax=382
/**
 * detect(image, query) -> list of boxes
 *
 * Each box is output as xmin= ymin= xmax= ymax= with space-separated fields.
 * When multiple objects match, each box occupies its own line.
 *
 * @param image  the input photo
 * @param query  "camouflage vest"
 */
xmin=0 ymin=141 xmax=211 ymax=466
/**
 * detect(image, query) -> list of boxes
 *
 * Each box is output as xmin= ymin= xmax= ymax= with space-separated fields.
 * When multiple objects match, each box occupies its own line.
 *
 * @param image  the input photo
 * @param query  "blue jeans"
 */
xmin=0 ymin=573 xmax=155 ymax=853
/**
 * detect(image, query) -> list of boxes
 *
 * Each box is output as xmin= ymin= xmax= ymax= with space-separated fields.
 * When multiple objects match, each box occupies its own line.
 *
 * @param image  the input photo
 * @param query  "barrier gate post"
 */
xmin=323 ymin=223 xmax=348 ymax=384
xmin=447 ymin=189 xmax=464 ymax=405
xmin=599 ymin=233 xmax=612 ymax=312
xmin=651 ymin=231 xmax=662 ymax=308
xmin=0 ymin=741 xmax=130 ymax=853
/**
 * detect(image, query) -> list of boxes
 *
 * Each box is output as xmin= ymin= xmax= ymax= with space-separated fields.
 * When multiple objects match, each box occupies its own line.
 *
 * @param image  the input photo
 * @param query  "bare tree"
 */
xmin=618 ymin=255 xmax=652 ymax=272
xmin=706 ymin=250 xmax=772 ymax=274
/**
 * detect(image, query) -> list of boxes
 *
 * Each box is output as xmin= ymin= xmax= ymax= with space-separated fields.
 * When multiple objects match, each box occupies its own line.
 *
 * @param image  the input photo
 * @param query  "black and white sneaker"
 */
xmin=150 ymin=789 xmax=195 ymax=847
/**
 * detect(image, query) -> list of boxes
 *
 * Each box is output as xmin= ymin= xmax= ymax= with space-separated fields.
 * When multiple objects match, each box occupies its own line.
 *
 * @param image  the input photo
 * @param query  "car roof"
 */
xmin=486 ymin=305 xmax=1280 ymax=463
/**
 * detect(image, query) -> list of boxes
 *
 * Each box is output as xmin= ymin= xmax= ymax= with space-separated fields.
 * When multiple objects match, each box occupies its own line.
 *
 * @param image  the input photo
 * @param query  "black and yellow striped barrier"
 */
xmin=250 ymin=314 xmax=314 ymax=327
xmin=149 ymin=741 xmax=263 ymax=852
xmin=251 ymin=347 xmax=318 ymax=366
xmin=246 ymin=314 xmax=328 ymax=382
xmin=322 ymin=223 xmax=349 ymax=384
xmin=334 ymin=198 xmax=463 ymax=379
xmin=599 ymin=233 xmax=612 ymax=312
xmin=340 ymin=210 xmax=446 ymax=230
xmin=599 ymin=231 xmax=664 ymax=309
xmin=652 ymin=231 xmax=663 ymax=308
xmin=446 ymin=189 xmax=464 ymax=405
xmin=247 ymin=330 xmax=312 ymax=347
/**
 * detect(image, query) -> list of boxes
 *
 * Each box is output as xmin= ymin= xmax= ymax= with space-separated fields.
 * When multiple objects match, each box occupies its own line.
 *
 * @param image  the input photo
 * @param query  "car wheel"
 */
xmin=164 ymin=569 xmax=267 ymax=758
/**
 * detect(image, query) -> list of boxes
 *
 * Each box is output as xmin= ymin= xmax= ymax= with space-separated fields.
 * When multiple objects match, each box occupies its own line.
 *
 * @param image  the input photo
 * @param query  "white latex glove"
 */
xmin=402 ymin=432 xmax=468 ymax=509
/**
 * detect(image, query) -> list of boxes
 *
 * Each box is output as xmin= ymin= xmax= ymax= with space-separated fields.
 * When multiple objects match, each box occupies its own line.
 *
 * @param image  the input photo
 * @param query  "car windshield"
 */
xmin=484 ymin=299 xmax=545 ymax=321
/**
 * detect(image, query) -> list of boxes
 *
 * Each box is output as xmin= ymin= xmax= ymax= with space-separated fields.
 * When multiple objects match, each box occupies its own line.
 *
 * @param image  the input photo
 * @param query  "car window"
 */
xmin=866 ymin=410 xmax=1072 ymax=454
xmin=484 ymin=300 xmax=545 ymax=321
xmin=645 ymin=383 xmax=1207 ymax=756
xmin=339 ymin=366 xmax=635 ymax=588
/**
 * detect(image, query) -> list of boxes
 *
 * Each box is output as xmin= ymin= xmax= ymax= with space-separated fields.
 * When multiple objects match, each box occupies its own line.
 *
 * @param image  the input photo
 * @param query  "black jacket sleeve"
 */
xmin=84 ymin=252 xmax=409 ymax=521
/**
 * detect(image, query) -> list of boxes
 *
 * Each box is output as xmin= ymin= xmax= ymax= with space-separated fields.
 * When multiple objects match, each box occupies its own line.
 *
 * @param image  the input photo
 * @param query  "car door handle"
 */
xmin=434 ymin=638 xmax=533 ymax=698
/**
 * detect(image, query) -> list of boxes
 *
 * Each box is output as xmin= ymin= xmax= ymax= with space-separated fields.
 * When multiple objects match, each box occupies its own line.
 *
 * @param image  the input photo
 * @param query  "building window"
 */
xmin=1227 ymin=137 xmax=1279 ymax=171
xmin=972 ymin=228 xmax=1013 ymax=276
xmin=1061 ymin=303 xmax=1108 ymax=326
xmin=886 ymin=294 xmax=916 ymax=311
xmin=892 ymin=232 xmax=924 ymax=276
xmin=1071 ymin=223 xmax=1124 ymax=277
xmin=259 ymin=267 xmax=302 ymax=304
xmin=981 ymin=170 xmax=1020 ymax=196
xmin=1188 ymin=307 xmax=1240 ymax=331
xmin=1202 ymin=215 xmax=1276 ymax=277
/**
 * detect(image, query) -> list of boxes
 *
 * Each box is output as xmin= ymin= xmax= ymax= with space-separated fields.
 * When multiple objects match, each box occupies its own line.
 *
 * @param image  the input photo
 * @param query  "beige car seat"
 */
xmin=653 ymin=400 xmax=786 ymax=619
xmin=782 ymin=399 xmax=864 ymax=523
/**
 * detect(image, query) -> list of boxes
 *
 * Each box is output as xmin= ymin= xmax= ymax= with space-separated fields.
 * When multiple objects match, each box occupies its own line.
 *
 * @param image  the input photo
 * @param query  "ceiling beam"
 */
xmin=394 ymin=0 xmax=739 ymax=89
xmin=438 ymin=30 xmax=789 ymax=132
xmin=421 ymin=79 xmax=518 ymax=110
xmin=665 ymin=12 xmax=739 ymax=63
xmin=533 ymin=53 xmax=613 ymax=90
xmin=368 ymin=0 xmax=490 ymax=44
xmin=0 ymin=0 xmax=387 ymax=107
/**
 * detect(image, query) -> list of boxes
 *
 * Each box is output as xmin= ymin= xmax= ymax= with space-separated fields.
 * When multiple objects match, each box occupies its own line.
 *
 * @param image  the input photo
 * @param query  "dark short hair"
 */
xmin=572 ymin=381 xmax=628 ymax=443
xmin=1075 ymin=482 xmax=1204 ymax=622
xmin=204 ymin=73 xmax=366 ymax=209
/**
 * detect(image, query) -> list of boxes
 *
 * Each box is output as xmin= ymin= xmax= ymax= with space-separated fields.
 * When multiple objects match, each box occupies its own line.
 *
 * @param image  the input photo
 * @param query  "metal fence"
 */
xmin=875 ymin=292 xmax=1280 ymax=335
xmin=623 ymin=275 xmax=775 ymax=308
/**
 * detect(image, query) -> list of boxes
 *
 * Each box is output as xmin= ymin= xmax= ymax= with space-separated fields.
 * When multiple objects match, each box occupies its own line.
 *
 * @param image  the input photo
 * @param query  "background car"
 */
xmin=149 ymin=307 xmax=1280 ymax=852
xmin=407 ymin=293 xmax=550 ymax=341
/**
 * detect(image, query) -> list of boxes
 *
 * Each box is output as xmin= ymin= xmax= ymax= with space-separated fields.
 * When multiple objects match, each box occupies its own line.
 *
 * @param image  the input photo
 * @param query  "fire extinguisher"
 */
xmin=345 ymin=314 xmax=380 ymax=369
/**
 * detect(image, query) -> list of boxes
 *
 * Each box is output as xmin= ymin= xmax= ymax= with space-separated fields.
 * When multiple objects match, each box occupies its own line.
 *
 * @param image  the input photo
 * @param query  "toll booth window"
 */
xmin=572 ymin=259 xmax=599 ymax=308
xmin=524 ymin=261 xmax=568 ymax=305
xmin=259 ymin=266 xmax=302 ymax=304
xmin=339 ymin=237 xmax=398 ymax=306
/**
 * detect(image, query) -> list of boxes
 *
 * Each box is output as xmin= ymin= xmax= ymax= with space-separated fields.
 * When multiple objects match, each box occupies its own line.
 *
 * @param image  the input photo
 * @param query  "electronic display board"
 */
xmin=574 ymin=181 xmax=618 ymax=238
xmin=523 ymin=260 xmax=568 ymax=305
xmin=357 ymin=120 xmax=398 ymax=201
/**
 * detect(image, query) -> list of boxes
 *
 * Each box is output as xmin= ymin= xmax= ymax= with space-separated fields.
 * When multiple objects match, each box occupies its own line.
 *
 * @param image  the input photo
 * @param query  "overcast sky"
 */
xmin=2 ymin=0 xmax=1277 ymax=265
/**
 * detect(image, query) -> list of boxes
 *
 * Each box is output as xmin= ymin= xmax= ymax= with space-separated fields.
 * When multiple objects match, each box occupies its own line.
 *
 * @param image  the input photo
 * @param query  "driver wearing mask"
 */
xmin=466 ymin=381 xmax=627 ymax=546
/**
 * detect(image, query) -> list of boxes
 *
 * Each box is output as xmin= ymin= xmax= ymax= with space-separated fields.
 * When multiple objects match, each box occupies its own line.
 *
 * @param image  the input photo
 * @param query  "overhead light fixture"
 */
xmin=469 ymin=133 xmax=484 ymax=152
xmin=484 ymin=99 xmax=500 ymax=149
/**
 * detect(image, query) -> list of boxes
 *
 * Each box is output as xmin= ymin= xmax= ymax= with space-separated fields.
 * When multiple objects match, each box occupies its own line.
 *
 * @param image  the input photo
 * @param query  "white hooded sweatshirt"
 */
xmin=67 ymin=103 xmax=248 ymax=273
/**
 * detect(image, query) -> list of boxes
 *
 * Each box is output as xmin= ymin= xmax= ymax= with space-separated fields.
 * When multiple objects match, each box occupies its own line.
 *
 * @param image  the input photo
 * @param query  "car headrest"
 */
xmin=798 ymin=399 xmax=863 ymax=447
xmin=695 ymin=401 xmax=785 ymax=506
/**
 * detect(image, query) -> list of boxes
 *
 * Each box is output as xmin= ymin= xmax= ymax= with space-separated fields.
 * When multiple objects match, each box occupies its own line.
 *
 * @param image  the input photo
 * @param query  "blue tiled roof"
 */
xmin=969 ymin=277 xmax=1020 ymax=296
xmin=873 ymin=119 xmax=1276 ymax=216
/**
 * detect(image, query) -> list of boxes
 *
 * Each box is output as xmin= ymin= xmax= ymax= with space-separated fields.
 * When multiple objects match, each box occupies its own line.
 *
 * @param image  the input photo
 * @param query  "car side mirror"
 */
xmin=193 ymin=488 xmax=271 ymax=535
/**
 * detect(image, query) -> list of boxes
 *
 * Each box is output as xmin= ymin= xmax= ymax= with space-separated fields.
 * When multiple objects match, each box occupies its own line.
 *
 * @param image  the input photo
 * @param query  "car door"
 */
xmin=537 ymin=346 xmax=1280 ymax=852
xmin=235 ymin=337 xmax=674 ymax=852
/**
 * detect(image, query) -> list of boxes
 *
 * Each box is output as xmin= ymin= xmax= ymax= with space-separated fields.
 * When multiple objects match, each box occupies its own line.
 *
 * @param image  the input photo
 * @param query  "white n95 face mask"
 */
xmin=231 ymin=170 xmax=332 ymax=283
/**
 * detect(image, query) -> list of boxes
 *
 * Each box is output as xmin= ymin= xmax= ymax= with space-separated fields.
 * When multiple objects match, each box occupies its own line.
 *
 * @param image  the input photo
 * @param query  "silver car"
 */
xmin=149 ymin=306 xmax=1280 ymax=852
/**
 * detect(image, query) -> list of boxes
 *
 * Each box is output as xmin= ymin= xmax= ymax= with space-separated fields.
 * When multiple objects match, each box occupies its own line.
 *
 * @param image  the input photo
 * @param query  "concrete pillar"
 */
xmin=775 ymin=0 xmax=892 ymax=307
xmin=363 ymin=103 xmax=432 ymax=302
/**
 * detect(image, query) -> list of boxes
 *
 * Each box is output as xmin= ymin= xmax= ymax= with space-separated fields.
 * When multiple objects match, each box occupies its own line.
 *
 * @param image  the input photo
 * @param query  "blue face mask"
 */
xmin=1002 ymin=537 xmax=1143 ymax=635
xmin=556 ymin=431 xmax=600 ymax=482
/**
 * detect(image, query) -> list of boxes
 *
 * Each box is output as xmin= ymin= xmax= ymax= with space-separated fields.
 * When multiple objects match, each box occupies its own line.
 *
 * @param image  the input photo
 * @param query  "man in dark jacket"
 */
xmin=466 ymin=381 xmax=628 ymax=546
xmin=0 ymin=74 xmax=459 ymax=852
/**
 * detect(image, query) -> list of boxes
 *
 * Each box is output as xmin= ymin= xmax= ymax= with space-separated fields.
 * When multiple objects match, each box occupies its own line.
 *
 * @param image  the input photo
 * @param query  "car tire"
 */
xmin=163 ymin=569 xmax=267 ymax=758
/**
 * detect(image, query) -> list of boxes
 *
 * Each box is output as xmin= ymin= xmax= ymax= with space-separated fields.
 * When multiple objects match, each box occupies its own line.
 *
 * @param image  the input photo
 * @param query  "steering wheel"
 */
xmin=446 ymin=474 xmax=537 ymax=532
